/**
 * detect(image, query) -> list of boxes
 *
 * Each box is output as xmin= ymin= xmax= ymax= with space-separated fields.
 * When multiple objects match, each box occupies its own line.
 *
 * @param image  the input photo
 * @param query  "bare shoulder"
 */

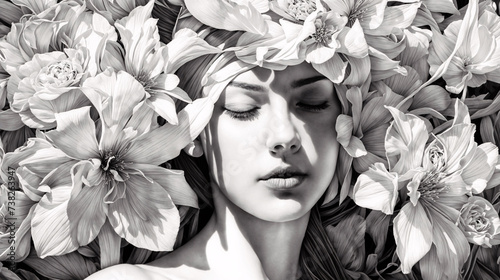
xmin=85 ymin=264 xmax=175 ymax=280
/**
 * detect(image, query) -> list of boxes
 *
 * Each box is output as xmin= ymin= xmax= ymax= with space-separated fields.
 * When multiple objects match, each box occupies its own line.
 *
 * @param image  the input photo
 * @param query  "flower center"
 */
xmin=419 ymin=172 xmax=449 ymax=201
xmin=286 ymin=0 xmax=316 ymax=21
xmin=311 ymin=18 xmax=336 ymax=45
xmin=134 ymin=72 xmax=156 ymax=92
xmin=37 ymin=60 xmax=79 ymax=87
xmin=100 ymin=150 xmax=127 ymax=182
xmin=428 ymin=145 xmax=446 ymax=171
xmin=467 ymin=207 xmax=490 ymax=232
xmin=348 ymin=0 xmax=368 ymax=26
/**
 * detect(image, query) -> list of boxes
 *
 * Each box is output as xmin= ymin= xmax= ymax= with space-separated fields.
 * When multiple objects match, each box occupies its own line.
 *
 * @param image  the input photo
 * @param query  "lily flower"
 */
xmin=109 ymin=1 xmax=195 ymax=124
xmin=19 ymin=70 xmax=212 ymax=266
xmin=352 ymin=100 xmax=498 ymax=278
xmin=428 ymin=0 xmax=500 ymax=96
xmin=322 ymin=0 xmax=387 ymax=30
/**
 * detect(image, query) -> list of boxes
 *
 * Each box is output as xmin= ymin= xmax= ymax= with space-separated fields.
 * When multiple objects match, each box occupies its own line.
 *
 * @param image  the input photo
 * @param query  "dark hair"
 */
xmin=155 ymin=2 xmax=351 ymax=279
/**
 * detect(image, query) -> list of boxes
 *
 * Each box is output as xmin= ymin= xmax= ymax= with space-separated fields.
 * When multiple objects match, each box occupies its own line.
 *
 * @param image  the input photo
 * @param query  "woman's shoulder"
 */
xmin=85 ymin=263 xmax=177 ymax=280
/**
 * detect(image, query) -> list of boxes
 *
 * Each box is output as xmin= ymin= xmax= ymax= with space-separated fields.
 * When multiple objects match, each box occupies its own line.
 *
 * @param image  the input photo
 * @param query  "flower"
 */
xmin=458 ymin=196 xmax=500 ymax=248
xmin=20 ymin=69 xmax=212 ymax=266
xmin=0 ymin=185 xmax=36 ymax=263
xmin=107 ymin=1 xmax=195 ymax=124
xmin=352 ymin=100 xmax=498 ymax=279
xmin=428 ymin=0 xmax=500 ymax=95
xmin=8 ymin=48 xmax=92 ymax=129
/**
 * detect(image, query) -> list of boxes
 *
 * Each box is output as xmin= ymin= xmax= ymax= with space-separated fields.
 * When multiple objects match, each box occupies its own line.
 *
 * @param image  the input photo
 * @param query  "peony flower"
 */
xmin=269 ymin=0 xmax=318 ymax=22
xmin=458 ymin=196 xmax=500 ymax=248
xmin=20 ymin=69 xmax=212 ymax=267
xmin=8 ymin=48 xmax=92 ymax=129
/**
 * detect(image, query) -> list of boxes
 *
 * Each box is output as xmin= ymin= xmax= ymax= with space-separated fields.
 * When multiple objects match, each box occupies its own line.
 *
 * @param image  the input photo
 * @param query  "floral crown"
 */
xmin=1 ymin=0 xmax=500 ymax=279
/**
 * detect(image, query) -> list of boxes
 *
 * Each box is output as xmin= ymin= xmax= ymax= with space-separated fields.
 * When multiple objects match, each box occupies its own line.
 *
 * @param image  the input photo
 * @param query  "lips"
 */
xmin=260 ymin=167 xmax=307 ymax=190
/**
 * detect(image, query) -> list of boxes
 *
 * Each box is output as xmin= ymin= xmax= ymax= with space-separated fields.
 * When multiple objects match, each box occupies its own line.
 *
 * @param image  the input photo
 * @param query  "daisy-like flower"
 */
xmin=352 ymin=100 xmax=498 ymax=279
xmin=19 ymin=69 xmax=213 ymax=267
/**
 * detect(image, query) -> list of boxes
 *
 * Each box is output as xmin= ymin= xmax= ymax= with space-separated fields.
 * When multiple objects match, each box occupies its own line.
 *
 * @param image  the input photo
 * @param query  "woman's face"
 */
xmin=201 ymin=62 xmax=340 ymax=222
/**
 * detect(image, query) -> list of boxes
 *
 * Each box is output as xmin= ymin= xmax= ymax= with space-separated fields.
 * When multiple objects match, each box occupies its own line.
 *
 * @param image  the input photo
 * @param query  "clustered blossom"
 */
xmin=1 ymin=0 xmax=500 ymax=279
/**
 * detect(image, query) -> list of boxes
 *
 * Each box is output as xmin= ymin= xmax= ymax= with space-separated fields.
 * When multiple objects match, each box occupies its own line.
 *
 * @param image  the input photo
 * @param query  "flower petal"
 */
xmin=184 ymin=0 xmax=268 ymax=35
xmin=125 ymin=97 xmax=214 ymax=165
xmin=166 ymin=28 xmax=221 ymax=73
xmin=107 ymin=174 xmax=180 ymax=251
xmin=23 ymin=251 xmax=97 ymax=280
xmin=44 ymin=106 xmax=99 ymax=160
xmin=67 ymin=182 xmax=108 ymax=247
xmin=312 ymin=54 xmax=347 ymax=84
xmin=31 ymin=186 xmax=79 ymax=258
xmin=393 ymin=202 xmax=433 ymax=273
xmin=385 ymin=106 xmax=428 ymax=174
xmin=421 ymin=200 xmax=470 ymax=280
xmin=146 ymin=93 xmax=178 ymax=125
xmin=134 ymin=164 xmax=198 ymax=208
xmin=352 ymin=162 xmax=398 ymax=214
xmin=98 ymin=220 xmax=122 ymax=269
xmin=462 ymin=143 xmax=498 ymax=193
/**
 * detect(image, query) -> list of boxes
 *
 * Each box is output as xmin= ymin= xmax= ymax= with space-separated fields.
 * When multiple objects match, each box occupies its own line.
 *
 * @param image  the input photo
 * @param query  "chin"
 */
xmin=250 ymin=198 xmax=313 ymax=223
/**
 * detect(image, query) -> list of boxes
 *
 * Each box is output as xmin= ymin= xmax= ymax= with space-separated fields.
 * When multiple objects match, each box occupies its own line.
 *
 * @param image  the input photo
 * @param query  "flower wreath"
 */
xmin=0 ymin=0 xmax=500 ymax=279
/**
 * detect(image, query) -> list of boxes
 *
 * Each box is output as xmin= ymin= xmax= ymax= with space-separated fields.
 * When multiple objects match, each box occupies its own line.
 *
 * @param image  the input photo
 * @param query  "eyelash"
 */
xmin=224 ymin=102 xmax=330 ymax=121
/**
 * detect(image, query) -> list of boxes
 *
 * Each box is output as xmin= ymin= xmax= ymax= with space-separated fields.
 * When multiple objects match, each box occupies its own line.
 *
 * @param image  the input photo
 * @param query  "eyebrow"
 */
xmin=227 ymin=75 xmax=328 ymax=92
xmin=227 ymin=81 xmax=267 ymax=93
xmin=291 ymin=76 xmax=328 ymax=88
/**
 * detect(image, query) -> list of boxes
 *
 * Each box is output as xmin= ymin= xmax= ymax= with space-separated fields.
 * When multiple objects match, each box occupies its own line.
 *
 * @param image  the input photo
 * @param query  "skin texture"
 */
xmin=86 ymin=62 xmax=340 ymax=280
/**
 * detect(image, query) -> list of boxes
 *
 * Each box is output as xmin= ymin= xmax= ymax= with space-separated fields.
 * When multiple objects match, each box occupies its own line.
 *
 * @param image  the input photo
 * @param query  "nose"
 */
xmin=266 ymin=114 xmax=301 ymax=157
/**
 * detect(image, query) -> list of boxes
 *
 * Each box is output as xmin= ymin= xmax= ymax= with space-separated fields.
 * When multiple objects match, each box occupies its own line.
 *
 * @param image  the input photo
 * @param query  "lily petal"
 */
xmin=312 ymin=54 xmax=347 ymax=84
xmin=67 ymin=182 xmax=108 ymax=247
xmin=462 ymin=143 xmax=498 ymax=193
xmin=385 ymin=107 xmax=428 ymax=174
xmin=107 ymin=174 xmax=179 ymax=251
xmin=184 ymin=0 xmax=268 ymax=35
xmin=352 ymin=162 xmax=398 ymax=215
xmin=393 ymin=202 xmax=433 ymax=273
xmin=44 ymin=106 xmax=99 ymax=160
xmin=98 ymin=220 xmax=121 ymax=269
xmin=125 ymin=97 xmax=214 ymax=165
xmin=146 ymin=93 xmax=178 ymax=125
xmin=134 ymin=164 xmax=198 ymax=208
xmin=31 ymin=186 xmax=79 ymax=258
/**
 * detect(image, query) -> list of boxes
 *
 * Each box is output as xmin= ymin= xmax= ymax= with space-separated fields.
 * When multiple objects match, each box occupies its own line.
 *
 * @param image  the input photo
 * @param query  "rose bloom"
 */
xmin=458 ymin=196 xmax=500 ymax=248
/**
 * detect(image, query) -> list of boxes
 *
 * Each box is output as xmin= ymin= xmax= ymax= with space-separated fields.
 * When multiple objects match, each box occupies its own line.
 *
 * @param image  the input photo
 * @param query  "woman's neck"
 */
xmin=204 ymin=186 xmax=310 ymax=280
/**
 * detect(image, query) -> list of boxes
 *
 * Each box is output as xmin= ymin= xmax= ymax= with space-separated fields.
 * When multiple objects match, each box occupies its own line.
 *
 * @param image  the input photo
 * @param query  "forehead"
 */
xmin=231 ymin=63 xmax=323 ymax=88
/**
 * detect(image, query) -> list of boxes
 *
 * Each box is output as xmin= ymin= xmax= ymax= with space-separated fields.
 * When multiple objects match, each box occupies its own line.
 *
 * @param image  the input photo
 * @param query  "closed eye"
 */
xmin=297 ymin=102 xmax=330 ymax=112
xmin=223 ymin=107 xmax=260 ymax=121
